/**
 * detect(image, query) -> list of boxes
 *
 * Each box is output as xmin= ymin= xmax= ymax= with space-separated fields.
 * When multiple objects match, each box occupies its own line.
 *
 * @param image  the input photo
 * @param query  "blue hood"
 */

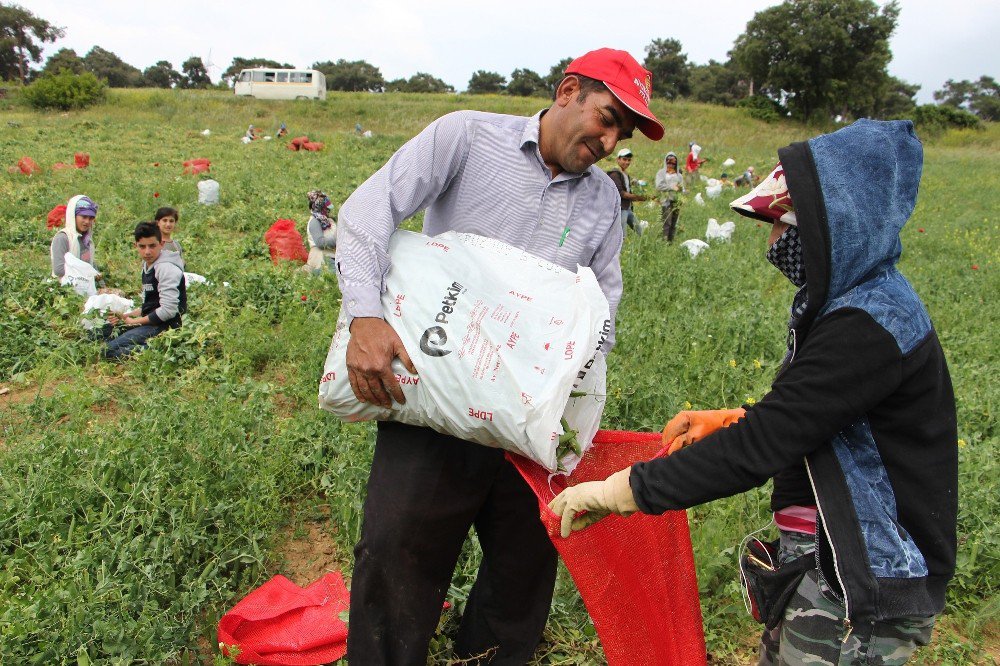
xmin=779 ymin=119 xmax=923 ymax=322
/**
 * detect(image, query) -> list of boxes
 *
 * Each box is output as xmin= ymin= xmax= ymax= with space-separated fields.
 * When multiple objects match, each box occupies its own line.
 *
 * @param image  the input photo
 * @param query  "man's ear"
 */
xmin=554 ymin=75 xmax=581 ymax=108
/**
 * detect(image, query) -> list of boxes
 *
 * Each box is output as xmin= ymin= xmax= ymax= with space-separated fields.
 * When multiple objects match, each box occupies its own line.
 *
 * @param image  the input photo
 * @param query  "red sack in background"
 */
xmin=17 ymin=157 xmax=42 ymax=175
xmin=218 ymin=572 xmax=349 ymax=666
xmin=264 ymin=219 xmax=308 ymax=264
xmin=508 ymin=430 xmax=707 ymax=666
xmin=74 ymin=152 xmax=90 ymax=168
xmin=302 ymin=142 xmax=324 ymax=152
xmin=290 ymin=136 xmax=309 ymax=148
xmin=182 ymin=158 xmax=211 ymax=175
xmin=46 ymin=204 xmax=67 ymax=230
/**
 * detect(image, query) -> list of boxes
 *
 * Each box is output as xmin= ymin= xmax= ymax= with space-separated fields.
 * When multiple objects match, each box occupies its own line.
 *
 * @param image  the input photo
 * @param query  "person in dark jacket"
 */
xmin=100 ymin=222 xmax=187 ymax=360
xmin=549 ymin=119 xmax=957 ymax=665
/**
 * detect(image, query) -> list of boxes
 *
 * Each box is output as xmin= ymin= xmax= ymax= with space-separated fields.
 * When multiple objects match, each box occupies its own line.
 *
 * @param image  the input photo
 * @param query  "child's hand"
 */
xmin=106 ymin=314 xmax=121 ymax=325
xmin=123 ymin=315 xmax=142 ymax=326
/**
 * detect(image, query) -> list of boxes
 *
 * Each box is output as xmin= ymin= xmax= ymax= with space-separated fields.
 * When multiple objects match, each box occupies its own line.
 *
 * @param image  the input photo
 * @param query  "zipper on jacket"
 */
xmin=804 ymin=458 xmax=852 ymax=638
xmin=786 ymin=328 xmax=798 ymax=362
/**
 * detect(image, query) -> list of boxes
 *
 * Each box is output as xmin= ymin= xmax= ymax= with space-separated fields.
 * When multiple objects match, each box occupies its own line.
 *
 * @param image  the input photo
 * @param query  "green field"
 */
xmin=0 ymin=89 xmax=996 ymax=664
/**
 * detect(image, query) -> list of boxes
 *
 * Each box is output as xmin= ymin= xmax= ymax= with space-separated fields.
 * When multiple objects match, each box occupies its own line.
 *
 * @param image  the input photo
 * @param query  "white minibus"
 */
xmin=233 ymin=68 xmax=327 ymax=100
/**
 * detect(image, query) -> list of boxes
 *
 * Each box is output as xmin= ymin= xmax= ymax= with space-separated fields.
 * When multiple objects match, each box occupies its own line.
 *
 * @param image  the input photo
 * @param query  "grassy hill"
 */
xmin=0 ymin=89 xmax=996 ymax=664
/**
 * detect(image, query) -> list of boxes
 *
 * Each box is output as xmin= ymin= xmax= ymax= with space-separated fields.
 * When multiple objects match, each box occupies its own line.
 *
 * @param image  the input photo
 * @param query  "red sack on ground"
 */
xmin=182 ymin=158 xmax=211 ymax=175
xmin=46 ymin=204 xmax=67 ymax=230
xmin=218 ymin=572 xmax=349 ymax=666
xmin=264 ymin=219 xmax=309 ymax=264
xmin=52 ymin=162 xmax=73 ymax=170
xmin=74 ymin=152 xmax=90 ymax=168
xmin=290 ymin=136 xmax=309 ymax=147
xmin=302 ymin=142 xmax=324 ymax=152
xmin=17 ymin=157 xmax=42 ymax=175
xmin=508 ymin=430 xmax=707 ymax=666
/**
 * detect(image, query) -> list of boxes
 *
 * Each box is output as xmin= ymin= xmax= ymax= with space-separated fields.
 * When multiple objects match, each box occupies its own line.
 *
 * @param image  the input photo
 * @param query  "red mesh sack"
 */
xmin=264 ymin=219 xmax=309 ymax=264
xmin=218 ymin=572 xmax=349 ymax=666
xmin=17 ymin=157 xmax=42 ymax=175
xmin=302 ymin=142 xmax=324 ymax=152
xmin=290 ymin=136 xmax=309 ymax=147
xmin=46 ymin=204 xmax=67 ymax=230
xmin=182 ymin=158 xmax=211 ymax=175
xmin=508 ymin=430 xmax=707 ymax=666
xmin=74 ymin=152 xmax=90 ymax=168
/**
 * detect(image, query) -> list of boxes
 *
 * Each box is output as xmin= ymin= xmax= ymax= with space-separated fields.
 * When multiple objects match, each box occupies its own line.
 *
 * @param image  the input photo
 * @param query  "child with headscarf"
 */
xmin=50 ymin=194 xmax=100 ymax=279
xmin=305 ymin=190 xmax=337 ymax=272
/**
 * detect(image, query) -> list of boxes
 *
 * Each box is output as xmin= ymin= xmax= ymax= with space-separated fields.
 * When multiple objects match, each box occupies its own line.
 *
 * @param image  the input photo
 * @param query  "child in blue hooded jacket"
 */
xmin=550 ymin=120 xmax=957 ymax=665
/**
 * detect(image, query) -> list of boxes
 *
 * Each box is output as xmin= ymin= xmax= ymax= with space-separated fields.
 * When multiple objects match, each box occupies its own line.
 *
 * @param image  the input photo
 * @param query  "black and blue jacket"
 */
xmin=630 ymin=119 xmax=958 ymax=623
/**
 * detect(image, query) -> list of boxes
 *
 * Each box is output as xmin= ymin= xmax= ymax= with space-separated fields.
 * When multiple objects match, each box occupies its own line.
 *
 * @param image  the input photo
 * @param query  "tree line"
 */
xmin=2 ymin=0 xmax=996 ymax=123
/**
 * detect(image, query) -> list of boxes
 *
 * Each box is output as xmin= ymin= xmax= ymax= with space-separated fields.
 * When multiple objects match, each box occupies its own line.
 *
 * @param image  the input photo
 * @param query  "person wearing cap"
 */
xmin=549 ymin=120 xmax=956 ymax=664
xmin=335 ymin=47 xmax=663 ymax=663
xmin=50 ymin=194 xmax=100 ymax=280
xmin=606 ymin=147 xmax=649 ymax=235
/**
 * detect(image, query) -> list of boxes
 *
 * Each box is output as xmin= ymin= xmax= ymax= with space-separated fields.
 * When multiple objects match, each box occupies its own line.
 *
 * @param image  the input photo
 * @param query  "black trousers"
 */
xmin=346 ymin=421 xmax=558 ymax=665
xmin=661 ymin=201 xmax=680 ymax=242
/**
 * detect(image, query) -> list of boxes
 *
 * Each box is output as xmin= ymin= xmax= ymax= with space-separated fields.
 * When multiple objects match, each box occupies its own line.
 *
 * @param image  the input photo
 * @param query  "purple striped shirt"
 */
xmin=336 ymin=110 xmax=624 ymax=353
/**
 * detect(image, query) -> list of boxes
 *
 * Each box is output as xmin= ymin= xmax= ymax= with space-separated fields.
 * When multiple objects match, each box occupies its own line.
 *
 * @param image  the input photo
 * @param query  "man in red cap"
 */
xmin=336 ymin=47 xmax=662 ymax=664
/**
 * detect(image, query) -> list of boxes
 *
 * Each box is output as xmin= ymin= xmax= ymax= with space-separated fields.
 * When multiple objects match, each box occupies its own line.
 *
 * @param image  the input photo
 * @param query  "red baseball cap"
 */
xmin=565 ymin=48 xmax=664 ymax=141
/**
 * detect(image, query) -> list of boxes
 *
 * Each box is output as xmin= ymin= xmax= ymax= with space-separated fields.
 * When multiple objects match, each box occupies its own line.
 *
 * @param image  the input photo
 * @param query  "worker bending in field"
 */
xmin=551 ymin=119 xmax=957 ymax=666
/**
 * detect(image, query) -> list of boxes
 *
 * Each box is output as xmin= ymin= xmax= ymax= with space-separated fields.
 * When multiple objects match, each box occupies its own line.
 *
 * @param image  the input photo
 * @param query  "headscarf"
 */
xmin=664 ymin=151 xmax=679 ymax=171
xmin=307 ymin=190 xmax=334 ymax=230
xmin=57 ymin=194 xmax=97 ymax=264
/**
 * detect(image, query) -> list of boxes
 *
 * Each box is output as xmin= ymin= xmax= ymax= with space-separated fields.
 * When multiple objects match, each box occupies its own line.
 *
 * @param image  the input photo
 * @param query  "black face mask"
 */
xmin=766 ymin=225 xmax=806 ymax=287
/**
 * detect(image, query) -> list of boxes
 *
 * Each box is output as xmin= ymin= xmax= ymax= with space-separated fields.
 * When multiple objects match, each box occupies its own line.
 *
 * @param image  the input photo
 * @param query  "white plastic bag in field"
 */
xmin=681 ymin=239 xmax=710 ymax=258
xmin=705 ymin=179 xmax=722 ymax=199
xmin=81 ymin=293 xmax=134 ymax=330
xmin=197 ymin=179 xmax=220 ymax=205
xmin=705 ymin=218 xmax=736 ymax=242
xmin=318 ymin=231 xmax=611 ymax=473
xmin=184 ymin=271 xmax=209 ymax=285
xmin=694 ymin=193 xmax=706 ymax=206
xmin=60 ymin=253 xmax=99 ymax=297
xmin=722 ymin=157 xmax=736 ymax=168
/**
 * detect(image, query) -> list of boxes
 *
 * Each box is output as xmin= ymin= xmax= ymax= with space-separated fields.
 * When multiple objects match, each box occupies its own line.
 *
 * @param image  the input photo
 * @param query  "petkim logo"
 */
xmin=419 ymin=280 xmax=466 ymax=357
xmin=419 ymin=326 xmax=451 ymax=357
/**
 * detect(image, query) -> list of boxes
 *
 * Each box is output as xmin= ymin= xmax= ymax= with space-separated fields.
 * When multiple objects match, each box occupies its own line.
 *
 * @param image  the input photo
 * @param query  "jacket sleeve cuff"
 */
xmin=340 ymin=285 xmax=383 ymax=325
xmin=147 ymin=311 xmax=163 ymax=325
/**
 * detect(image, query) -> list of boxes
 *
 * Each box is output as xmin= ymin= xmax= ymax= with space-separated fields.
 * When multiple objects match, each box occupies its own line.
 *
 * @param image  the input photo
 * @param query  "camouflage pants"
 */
xmin=758 ymin=531 xmax=935 ymax=666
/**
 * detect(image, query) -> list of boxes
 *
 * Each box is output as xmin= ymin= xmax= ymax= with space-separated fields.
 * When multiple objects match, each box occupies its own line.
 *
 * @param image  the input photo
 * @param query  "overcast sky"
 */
xmin=21 ymin=0 xmax=999 ymax=103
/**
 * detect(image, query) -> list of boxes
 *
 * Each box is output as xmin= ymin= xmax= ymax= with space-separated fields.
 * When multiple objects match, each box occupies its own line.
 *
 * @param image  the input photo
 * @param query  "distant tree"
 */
xmin=544 ymin=57 xmax=573 ymax=97
xmin=643 ymin=38 xmax=691 ymax=100
xmin=730 ymin=0 xmax=899 ymax=120
xmin=386 ymin=72 xmax=454 ymax=93
xmin=143 ymin=60 xmax=182 ymax=88
xmin=312 ymin=59 xmax=384 ymax=92
xmin=467 ymin=70 xmax=506 ymax=94
xmin=688 ymin=60 xmax=747 ymax=106
xmin=82 ymin=46 xmax=144 ymax=87
xmin=934 ymin=76 xmax=1000 ymax=121
xmin=864 ymin=75 xmax=919 ymax=119
xmin=222 ymin=56 xmax=293 ymax=86
xmin=41 ymin=47 xmax=84 ymax=76
xmin=0 ymin=3 xmax=64 ymax=83
xmin=181 ymin=56 xmax=211 ymax=88
xmin=504 ymin=68 xmax=546 ymax=97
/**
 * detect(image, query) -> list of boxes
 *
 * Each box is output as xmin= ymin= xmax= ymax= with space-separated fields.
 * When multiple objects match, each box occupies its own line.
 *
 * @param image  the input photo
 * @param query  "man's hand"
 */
xmin=123 ymin=315 xmax=143 ymax=326
xmin=346 ymin=317 xmax=418 ymax=409
xmin=547 ymin=468 xmax=638 ymax=538
xmin=662 ymin=408 xmax=746 ymax=455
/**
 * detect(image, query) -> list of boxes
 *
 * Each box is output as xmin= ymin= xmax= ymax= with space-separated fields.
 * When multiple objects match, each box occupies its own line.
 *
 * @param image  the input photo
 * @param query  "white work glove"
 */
xmin=547 ymin=467 xmax=639 ymax=538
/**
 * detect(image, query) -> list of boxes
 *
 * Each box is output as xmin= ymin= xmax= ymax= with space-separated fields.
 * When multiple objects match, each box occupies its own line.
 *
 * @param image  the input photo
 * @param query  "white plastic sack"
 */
xmin=705 ymin=180 xmax=722 ymax=199
xmin=184 ymin=271 xmax=209 ymax=285
xmin=705 ymin=218 xmax=737 ymax=242
xmin=60 ymin=253 xmax=99 ymax=297
xmin=318 ymin=231 xmax=611 ymax=473
xmin=241 ymin=136 xmax=252 ymax=144
xmin=694 ymin=193 xmax=706 ymax=206
xmin=197 ymin=179 xmax=220 ymax=205
xmin=362 ymin=130 xmax=373 ymax=138
xmin=201 ymin=129 xmax=211 ymax=136
xmin=722 ymin=158 xmax=736 ymax=168
xmin=81 ymin=293 xmax=134 ymax=330
xmin=680 ymin=239 xmax=710 ymax=258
